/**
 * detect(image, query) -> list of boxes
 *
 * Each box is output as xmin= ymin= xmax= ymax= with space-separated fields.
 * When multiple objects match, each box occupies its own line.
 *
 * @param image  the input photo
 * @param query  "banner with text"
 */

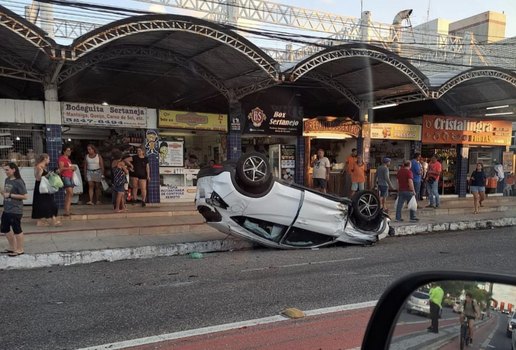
xmin=422 ymin=115 xmax=512 ymax=146
xmin=62 ymin=102 xmax=147 ymax=128
xmin=369 ymin=123 xmax=421 ymax=141
xmin=159 ymin=110 xmax=228 ymax=132
xmin=242 ymin=104 xmax=303 ymax=135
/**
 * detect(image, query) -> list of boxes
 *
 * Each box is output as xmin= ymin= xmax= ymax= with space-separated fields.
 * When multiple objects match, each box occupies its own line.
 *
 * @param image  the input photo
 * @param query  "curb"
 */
xmin=0 ymin=239 xmax=254 ymax=270
xmin=393 ymin=217 xmax=516 ymax=236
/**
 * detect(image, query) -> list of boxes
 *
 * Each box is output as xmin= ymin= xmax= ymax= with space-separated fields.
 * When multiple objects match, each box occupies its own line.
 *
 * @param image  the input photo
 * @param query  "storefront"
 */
xmin=61 ymin=102 xmax=150 ymax=202
xmin=241 ymin=105 xmax=303 ymax=183
xmin=366 ymin=122 xmax=422 ymax=190
xmin=0 ymin=99 xmax=47 ymax=205
xmin=303 ymin=117 xmax=361 ymax=196
xmin=158 ymin=109 xmax=228 ymax=202
xmin=422 ymin=115 xmax=513 ymax=196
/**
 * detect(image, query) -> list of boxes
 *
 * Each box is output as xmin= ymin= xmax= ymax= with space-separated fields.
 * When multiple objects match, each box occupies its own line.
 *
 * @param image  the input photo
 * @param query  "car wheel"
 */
xmin=351 ymin=190 xmax=381 ymax=223
xmin=236 ymin=152 xmax=272 ymax=188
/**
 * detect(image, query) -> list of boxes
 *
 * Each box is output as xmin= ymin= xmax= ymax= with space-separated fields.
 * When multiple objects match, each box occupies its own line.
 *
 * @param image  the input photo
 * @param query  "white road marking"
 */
xmin=481 ymin=316 xmax=500 ymax=349
xmin=75 ymin=299 xmax=377 ymax=350
xmin=241 ymin=257 xmax=364 ymax=272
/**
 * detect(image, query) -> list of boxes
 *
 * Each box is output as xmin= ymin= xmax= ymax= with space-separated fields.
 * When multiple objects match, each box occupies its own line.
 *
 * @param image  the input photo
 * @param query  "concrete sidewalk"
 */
xmin=1 ymin=197 xmax=515 ymax=270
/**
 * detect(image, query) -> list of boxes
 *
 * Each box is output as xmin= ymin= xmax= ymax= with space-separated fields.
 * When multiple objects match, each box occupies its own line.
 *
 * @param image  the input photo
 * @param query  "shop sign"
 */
xmin=303 ymin=117 xmax=361 ymax=138
xmin=422 ymin=115 xmax=512 ymax=146
xmin=159 ymin=110 xmax=228 ymax=132
xmin=160 ymin=186 xmax=197 ymax=202
xmin=230 ymin=117 xmax=241 ymax=131
xmin=369 ymin=123 xmax=421 ymax=141
xmin=159 ymin=140 xmax=184 ymax=167
xmin=242 ymin=105 xmax=303 ymax=135
xmin=62 ymin=102 xmax=147 ymax=128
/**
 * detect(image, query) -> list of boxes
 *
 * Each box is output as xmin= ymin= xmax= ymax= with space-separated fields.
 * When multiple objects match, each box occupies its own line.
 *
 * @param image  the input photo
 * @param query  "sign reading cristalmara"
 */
xmin=422 ymin=115 xmax=512 ymax=146
xmin=62 ymin=102 xmax=147 ymax=128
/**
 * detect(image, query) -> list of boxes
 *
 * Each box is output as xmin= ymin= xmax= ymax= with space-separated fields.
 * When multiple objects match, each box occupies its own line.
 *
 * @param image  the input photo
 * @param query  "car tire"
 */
xmin=236 ymin=152 xmax=272 ymax=188
xmin=351 ymin=190 xmax=382 ymax=223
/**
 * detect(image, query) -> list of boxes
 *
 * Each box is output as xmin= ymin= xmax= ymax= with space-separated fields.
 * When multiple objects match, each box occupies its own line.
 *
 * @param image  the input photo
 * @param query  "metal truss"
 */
xmin=0 ymin=66 xmax=43 ymax=82
xmin=232 ymin=77 xmax=279 ymax=100
xmin=438 ymin=69 xmax=516 ymax=97
xmin=57 ymin=46 xmax=231 ymax=99
xmin=0 ymin=51 xmax=44 ymax=82
xmin=305 ymin=72 xmax=361 ymax=108
xmin=289 ymin=47 xmax=430 ymax=98
xmin=54 ymin=18 xmax=101 ymax=39
xmin=0 ymin=8 xmax=54 ymax=55
xmin=372 ymin=92 xmax=429 ymax=107
xmin=70 ymin=19 xmax=279 ymax=80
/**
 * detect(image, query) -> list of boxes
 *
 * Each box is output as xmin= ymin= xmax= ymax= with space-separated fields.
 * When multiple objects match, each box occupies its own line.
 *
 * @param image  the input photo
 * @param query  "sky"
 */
xmin=3 ymin=0 xmax=515 ymax=42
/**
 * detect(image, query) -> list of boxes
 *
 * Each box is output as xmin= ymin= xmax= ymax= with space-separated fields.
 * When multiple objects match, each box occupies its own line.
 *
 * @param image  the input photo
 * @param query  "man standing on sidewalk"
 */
xmin=426 ymin=155 xmax=442 ymax=208
xmin=410 ymin=153 xmax=422 ymax=203
xmin=376 ymin=157 xmax=394 ymax=213
xmin=395 ymin=160 xmax=419 ymax=222
xmin=311 ymin=149 xmax=331 ymax=193
xmin=428 ymin=283 xmax=444 ymax=333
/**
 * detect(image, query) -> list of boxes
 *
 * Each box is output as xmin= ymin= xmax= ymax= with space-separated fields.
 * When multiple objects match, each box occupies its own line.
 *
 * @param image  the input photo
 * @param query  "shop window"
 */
xmin=283 ymin=226 xmax=335 ymax=247
xmin=0 ymin=127 xmax=45 ymax=166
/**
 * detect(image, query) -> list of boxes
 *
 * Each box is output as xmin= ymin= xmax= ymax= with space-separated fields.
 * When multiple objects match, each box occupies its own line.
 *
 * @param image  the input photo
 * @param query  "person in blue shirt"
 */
xmin=410 ymin=153 xmax=423 ymax=203
xmin=470 ymin=162 xmax=487 ymax=214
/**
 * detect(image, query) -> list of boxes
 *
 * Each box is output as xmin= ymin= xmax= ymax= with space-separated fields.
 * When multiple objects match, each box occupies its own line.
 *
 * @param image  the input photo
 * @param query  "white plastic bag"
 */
xmin=101 ymin=178 xmax=109 ymax=192
xmin=407 ymin=195 xmax=418 ymax=211
xmin=72 ymin=166 xmax=83 ymax=194
xmin=39 ymin=176 xmax=51 ymax=194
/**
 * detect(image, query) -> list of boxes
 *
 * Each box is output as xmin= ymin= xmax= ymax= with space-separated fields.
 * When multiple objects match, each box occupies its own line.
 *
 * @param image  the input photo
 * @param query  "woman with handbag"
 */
xmin=83 ymin=144 xmax=104 ymax=205
xmin=59 ymin=145 xmax=76 ymax=216
xmin=32 ymin=153 xmax=61 ymax=226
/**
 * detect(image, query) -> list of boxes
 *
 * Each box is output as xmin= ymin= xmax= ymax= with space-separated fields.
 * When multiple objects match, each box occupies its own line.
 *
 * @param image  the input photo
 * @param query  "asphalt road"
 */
xmin=0 ymin=227 xmax=515 ymax=350
xmin=487 ymin=311 xmax=513 ymax=349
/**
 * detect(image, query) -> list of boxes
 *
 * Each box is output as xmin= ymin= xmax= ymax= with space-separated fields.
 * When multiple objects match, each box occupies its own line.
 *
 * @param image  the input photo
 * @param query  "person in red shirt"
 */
xmin=350 ymin=155 xmax=366 ymax=197
xmin=58 ymin=146 xmax=76 ymax=216
xmin=425 ymin=155 xmax=442 ymax=208
xmin=396 ymin=160 xmax=419 ymax=222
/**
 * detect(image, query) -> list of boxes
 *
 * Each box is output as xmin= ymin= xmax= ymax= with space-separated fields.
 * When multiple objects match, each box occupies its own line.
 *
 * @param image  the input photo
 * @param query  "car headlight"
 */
xmin=206 ymin=191 xmax=228 ymax=209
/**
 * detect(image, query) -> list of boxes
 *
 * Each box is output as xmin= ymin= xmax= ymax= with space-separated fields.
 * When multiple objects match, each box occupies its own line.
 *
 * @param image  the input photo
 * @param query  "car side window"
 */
xmin=283 ymin=227 xmax=335 ymax=247
xmin=232 ymin=216 xmax=287 ymax=242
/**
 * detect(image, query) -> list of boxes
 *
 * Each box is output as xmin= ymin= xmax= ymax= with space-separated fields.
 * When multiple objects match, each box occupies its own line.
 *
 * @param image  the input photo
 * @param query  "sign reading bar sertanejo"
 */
xmin=62 ymin=103 xmax=147 ymax=128
xmin=369 ymin=123 xmax=421 ymax=141
xmin=159 ymin=110 xmax=228 ymax=132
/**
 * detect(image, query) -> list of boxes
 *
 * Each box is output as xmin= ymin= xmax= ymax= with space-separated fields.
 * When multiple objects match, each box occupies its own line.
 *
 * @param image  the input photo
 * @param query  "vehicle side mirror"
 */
xmin=361 ymin=271 xmax=516 ymax=350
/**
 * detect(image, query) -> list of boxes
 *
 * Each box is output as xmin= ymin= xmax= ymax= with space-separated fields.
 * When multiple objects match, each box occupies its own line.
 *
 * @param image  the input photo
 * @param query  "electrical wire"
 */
xmin=1 ymin=0 xmax=514 ymax=68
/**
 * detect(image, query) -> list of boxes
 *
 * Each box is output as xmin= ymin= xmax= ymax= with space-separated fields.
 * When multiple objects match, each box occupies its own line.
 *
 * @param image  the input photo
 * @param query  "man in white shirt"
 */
xmin=311 ymin=149 xmax=331 ymax=193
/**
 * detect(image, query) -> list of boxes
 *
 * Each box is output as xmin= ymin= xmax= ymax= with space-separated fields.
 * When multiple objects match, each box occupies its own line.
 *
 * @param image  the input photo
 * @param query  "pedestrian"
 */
xmin=410 ymin=153 xmax=423 ymax=203
xmin=311 ymin=148 xmax=331 ymax=193
xmin=395 ymin=160 xmax=419 ymax=222
xmin=1 ymin=162 xmax=28 ymax=257
xmin=427 ymin=283 xmax=444 ymax=334
xmin=185 ymin=154 xmax=199 ymax=169
xmin=112 ymin=153 xmax=129 ymax=213
xmin=58 ymin=145 xmax=76 ymax=216
xmin=350 ymin=155 xmax=366 ymax=197
xmin=493 ymin=160 xmax=505 ymax=194
xmin=425 ymin=155 xmax=442 ymax=208
xmin=420 ymin=157 xmax=429 ymax=200
xmin=376 ymin=157 xmax=394 ymax=212
xmin=84 ymin=144 xmax=104 ymax=205
xmin=342 ymin=148 xmax=358 ymax=196
xmin=32 ymin=153 xmax=61 ymax=227
xmin=129 ymin=147 xmax=150 ymax=207
xmin=469 ymin=162 xmax=486 ymax=214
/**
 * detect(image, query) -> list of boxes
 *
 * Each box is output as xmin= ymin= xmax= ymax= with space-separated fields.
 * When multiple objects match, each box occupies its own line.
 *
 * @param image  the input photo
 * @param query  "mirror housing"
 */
xmin=361 ymin=271 xmax=516 ymax=350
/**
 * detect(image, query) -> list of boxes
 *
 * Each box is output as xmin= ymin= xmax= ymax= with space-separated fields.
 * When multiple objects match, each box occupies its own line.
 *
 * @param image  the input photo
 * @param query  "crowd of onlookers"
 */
xmin=311 ymin=148 xmax=513 ymax=222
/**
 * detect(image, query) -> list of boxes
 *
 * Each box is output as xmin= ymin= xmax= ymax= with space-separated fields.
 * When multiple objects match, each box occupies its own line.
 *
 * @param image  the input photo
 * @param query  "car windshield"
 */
xmin=412 ymin=292 xmax=429 ymax=299
xmin=0 ymin=1 xmax=515 ymax=350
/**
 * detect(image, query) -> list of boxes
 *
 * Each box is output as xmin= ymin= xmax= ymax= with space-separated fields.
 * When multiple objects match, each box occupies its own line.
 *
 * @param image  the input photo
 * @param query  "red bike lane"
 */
xmin=125 ymin=307 xmax=374 ymax=350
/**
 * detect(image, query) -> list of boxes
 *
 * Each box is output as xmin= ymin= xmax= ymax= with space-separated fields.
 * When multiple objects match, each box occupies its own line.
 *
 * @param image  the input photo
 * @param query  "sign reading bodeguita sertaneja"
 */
xmin=62 ymin=102 xmax=147 ymax=128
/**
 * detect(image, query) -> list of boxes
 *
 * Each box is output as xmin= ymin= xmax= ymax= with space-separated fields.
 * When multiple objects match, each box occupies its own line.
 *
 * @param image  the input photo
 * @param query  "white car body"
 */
xmin=195 ymin=153 xmax=392 ymax=249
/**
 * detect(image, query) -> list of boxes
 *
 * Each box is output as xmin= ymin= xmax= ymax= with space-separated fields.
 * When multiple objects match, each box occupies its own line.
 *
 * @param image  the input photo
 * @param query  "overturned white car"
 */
xmin=195 ymin=152 xmax=393 ymax=249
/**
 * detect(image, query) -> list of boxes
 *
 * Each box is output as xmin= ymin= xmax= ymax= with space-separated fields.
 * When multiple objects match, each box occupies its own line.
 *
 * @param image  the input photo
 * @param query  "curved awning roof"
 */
xmin=0 ymin=5 xmax=56 ymax=99
xmin=56 ymin=14 xmax=280 ymax=111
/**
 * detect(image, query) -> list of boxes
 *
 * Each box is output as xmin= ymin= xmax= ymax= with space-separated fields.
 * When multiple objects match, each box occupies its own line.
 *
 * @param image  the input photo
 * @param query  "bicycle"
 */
xmin=460 ymin=317 xmax=472 ymax=349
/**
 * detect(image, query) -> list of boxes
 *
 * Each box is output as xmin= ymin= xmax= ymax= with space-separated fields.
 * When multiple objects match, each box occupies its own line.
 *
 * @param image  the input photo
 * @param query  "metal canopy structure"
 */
xmin=0 ymin=5 xmax=514 ymax=121
xmin=0 ymin=5 xmax=56 ymax=99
